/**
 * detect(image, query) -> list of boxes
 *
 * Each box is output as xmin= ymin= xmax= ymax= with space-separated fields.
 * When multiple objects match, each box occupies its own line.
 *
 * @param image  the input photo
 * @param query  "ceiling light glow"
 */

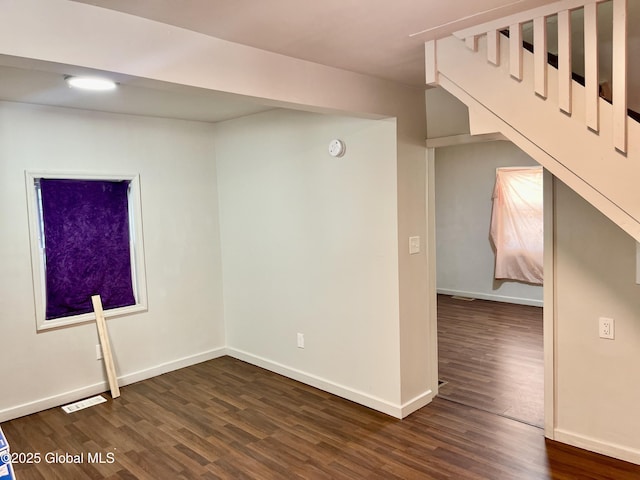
xmin=65 ymin=75 xmax=117 ymax=91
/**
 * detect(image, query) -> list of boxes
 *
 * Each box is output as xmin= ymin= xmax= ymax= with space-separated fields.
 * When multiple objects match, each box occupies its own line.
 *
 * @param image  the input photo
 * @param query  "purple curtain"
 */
xmin=40 ymin=179 xmax=135 ymax=320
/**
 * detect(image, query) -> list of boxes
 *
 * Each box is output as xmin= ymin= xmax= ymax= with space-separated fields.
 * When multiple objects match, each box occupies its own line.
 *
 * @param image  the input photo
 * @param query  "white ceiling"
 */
xmin=72 ymin=0 xmax=558 ymax=86
xmin=1 ymin=0 xmax=560 ymax=122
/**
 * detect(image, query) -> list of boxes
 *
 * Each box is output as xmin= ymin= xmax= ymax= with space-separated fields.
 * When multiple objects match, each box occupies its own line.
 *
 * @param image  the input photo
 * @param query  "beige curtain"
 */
xmin=490 ymin=167 xmax=543 ymax=285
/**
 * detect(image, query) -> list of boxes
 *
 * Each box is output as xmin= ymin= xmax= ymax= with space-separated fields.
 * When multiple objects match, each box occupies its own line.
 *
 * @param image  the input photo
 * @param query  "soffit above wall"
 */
xmin=0 ymin=56 xmax=276 ymax=122
xmin=71 ymin=0 xmax=559 ymax=86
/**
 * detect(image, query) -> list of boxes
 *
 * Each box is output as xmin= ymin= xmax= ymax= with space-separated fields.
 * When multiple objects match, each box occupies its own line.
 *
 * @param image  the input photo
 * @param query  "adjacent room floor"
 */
xmin=3 ymin=356 xmax=640 ymax=479
xmin=437 ymin=294 xmax=544 ymax=427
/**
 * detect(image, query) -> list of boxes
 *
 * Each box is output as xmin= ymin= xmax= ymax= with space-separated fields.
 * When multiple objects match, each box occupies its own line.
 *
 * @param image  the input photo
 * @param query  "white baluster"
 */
xmin=534 ymin=16 xmax=548 ymax=98
xmin=488 ymin=29 xmax=500 ymax=65
xmin=510 ymin=23 xmax=523 ymax=80
xmin=466 ymin=36 xmax=479 ymax=51
xmin=558 ymin=10 xmax=572 ymax=114
xmin=584 ymin=2 xmax=599 ymax=132
xmin=612 ymin=0 xmax=628 ymax=153
xmin=425 ymin=40 xmax=437 ymax=86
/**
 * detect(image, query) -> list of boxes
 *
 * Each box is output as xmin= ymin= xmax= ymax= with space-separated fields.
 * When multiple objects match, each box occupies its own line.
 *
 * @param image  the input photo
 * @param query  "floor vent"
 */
xmin=451 ymin=295 xmax=476 ymax=301
xmin=62 ymin=395 xmax=107 ymax=414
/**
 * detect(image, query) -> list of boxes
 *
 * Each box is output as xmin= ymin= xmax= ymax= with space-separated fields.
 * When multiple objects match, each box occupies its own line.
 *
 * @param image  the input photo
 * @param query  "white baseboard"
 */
xmin=0 ymin=347 xmax=226 ymax=423
xmin=437 ymin=288 xmax=544 ymax=307
xmin=554 ymin=429 xmax=640 ymax=466
xmin=227 ymin=348 xmax=433 ymax=419
xmin=117 ymin=347 xmax=226 ymax=387
xmin=401 ymin=390 xmax=435 ymax=418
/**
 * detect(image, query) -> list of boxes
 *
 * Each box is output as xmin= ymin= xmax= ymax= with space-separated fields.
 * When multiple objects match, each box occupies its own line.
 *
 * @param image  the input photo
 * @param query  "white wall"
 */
xmin=0 ymin=0 xmax=430 ymax=419
xmin=435 ymin=141 xmax=543 ymax=305
xmin=396 ymin=97 xmax=432 ymax=412
xmin=554 ymin=180 xmax=640 ymax=463
xmin=425 ymin=87 xmax=470 ymax=138
xmin=0 ymin=102 xmax=225 ymax=420
xmin=214 ymin=109 xmax=405 ymax=412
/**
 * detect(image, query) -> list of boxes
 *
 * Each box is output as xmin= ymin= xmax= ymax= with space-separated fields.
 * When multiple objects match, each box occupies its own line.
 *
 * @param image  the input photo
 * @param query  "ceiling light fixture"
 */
xmin=65 ymin=75 xmax=117 ymax=91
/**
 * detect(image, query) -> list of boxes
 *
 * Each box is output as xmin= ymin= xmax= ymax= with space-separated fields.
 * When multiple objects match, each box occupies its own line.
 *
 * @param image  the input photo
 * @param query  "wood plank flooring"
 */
xmin=3 ymin=356 xmax=640 ymax=479
xmin=437 ymin=295 xmax=544 ymax=427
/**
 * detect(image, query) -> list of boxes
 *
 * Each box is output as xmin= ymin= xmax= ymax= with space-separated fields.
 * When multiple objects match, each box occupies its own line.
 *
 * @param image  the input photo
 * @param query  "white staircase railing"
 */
xmin=427 ymin=0 xmax=628 ymax=153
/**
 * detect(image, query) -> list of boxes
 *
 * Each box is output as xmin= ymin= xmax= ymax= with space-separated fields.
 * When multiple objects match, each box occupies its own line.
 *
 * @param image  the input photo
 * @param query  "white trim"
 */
xmin=554 ymin=428 xmax=640 ymax=465
xmin=425 ymin=132 xmax=507 ymax=148
xmin=425 ymin=40 xmax=437 ymax=85
xmin=543 ymin=170 xmax=556 ymax=438
xmin=558 ymin=9 xmax=572 ymax=114
xmin=534 ymin=16 xmax=548 ymax=99
xmin=436 ymin=288 xmax=543 ymax=307
xmin=24 ymin=170 xmax=148 ymax=331
xmin=509 ymin=23 xmax=523 ymax=81
xmin=400 ymin=390 xmax=435 ymax=418
xmin=226 ymin=348 xmax=430 ymax=419
xmin=0 ymin=344 xmax=433 ymax=422
xmin=612 ymin=0 xmax=628 ymax=153
xmin=0 ymin=348 xmax=225 ymax=423
xmin=584 ymin=2 xmax=599 ymax=132
xmin=636 ymin=242 xmax=640 ymax=284
xmin=426 ymin=148 xmax=439 ymax=398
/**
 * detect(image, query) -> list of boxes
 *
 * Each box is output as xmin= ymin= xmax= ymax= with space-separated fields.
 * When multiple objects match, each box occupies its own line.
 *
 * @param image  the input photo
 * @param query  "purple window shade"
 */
xmin=40 ymin=179 xmax=135 ymax=320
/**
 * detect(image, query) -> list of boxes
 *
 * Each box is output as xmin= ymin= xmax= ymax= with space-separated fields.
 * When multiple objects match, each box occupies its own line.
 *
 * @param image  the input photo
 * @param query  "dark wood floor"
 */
xmin=437 ymin=295 xmax=544 ymax=427
xmin=3 ymin=356 xmax=640 ymax=479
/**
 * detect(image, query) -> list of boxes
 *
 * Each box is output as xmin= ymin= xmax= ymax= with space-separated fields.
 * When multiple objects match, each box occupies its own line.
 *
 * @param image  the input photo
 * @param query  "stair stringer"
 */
xmin=432 ymin=34 xmax=640 ymax=243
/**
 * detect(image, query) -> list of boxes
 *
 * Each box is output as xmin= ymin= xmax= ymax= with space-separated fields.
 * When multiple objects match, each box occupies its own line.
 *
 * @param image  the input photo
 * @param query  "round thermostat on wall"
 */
xmin=328 ymin=139 xmax=346 ymax=157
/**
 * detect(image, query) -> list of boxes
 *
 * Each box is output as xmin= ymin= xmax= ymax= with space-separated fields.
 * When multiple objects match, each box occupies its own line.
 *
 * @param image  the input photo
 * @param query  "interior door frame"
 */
xmin=426 ymin=143 xmax=555 ymax=439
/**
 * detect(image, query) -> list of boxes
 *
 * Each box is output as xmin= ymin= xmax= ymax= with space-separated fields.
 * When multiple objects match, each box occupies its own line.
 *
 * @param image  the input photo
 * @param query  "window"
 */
xmin=25 ymin=172 xmax=147 ymax=331
xmin=490 ymin=166 xmax=543 ymax=285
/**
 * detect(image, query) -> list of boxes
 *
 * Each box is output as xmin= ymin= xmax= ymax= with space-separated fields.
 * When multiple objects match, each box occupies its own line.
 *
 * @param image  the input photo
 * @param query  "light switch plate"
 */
xmin=409 ymin=236 xmax=421 ymax=255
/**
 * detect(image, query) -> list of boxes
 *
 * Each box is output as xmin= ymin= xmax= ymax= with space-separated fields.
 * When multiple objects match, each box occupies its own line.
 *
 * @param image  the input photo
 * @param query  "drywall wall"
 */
xmin=0 ymin=101 xmax=225 ymax=420
xmin=396 ymin=91 xmax=431 ymax=413
xmin=215 ymin=109 xmax=404 ymax=412
xmin=554 ymin=179 xmax=640 ymax=463
xmin=425 ymin=87 xmax=470 ymax=138
xmin=0 ymin=0 xmax=430 ymax=418
xmin=435 ymin=141 xmax=543 ymax=306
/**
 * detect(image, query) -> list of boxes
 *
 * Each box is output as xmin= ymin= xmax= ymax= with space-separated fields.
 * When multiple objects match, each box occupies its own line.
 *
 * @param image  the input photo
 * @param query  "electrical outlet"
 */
xmin=96 ymin=344 xmax=103 ymax=360
xmin=599 ymin=317 xmax=614 ymax=340
xmin=297 ymin=333 xmax=305 ymax=349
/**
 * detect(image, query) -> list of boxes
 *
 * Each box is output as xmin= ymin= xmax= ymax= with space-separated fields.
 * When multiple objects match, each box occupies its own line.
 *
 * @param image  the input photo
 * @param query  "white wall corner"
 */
xmin=0 ymin=348 xmax=226 ymax=423
xmin=227 ymin=348 xmax=406 ymax=419
xmin=400 ymin=390 xmax=435 ymax=418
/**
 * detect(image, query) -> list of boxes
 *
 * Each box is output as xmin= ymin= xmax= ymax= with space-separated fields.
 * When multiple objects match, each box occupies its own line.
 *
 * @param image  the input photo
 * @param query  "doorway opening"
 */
xmin=431 ymin=141 xmax=549 ymax=429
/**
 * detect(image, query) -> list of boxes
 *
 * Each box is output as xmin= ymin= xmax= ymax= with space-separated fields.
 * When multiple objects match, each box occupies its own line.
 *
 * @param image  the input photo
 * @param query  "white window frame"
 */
xmin=25 ymin=171 xmax=148 ymax=331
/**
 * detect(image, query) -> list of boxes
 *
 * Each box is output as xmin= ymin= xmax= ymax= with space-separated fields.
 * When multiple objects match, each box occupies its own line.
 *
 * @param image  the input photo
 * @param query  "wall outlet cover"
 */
xmin=599 ymin=317 xmax=614 ymax=340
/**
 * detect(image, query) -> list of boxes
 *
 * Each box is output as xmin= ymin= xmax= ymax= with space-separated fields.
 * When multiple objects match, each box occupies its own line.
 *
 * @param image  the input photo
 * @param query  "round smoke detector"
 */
xmin=328 ymin=139 xmax=346 ymax=157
